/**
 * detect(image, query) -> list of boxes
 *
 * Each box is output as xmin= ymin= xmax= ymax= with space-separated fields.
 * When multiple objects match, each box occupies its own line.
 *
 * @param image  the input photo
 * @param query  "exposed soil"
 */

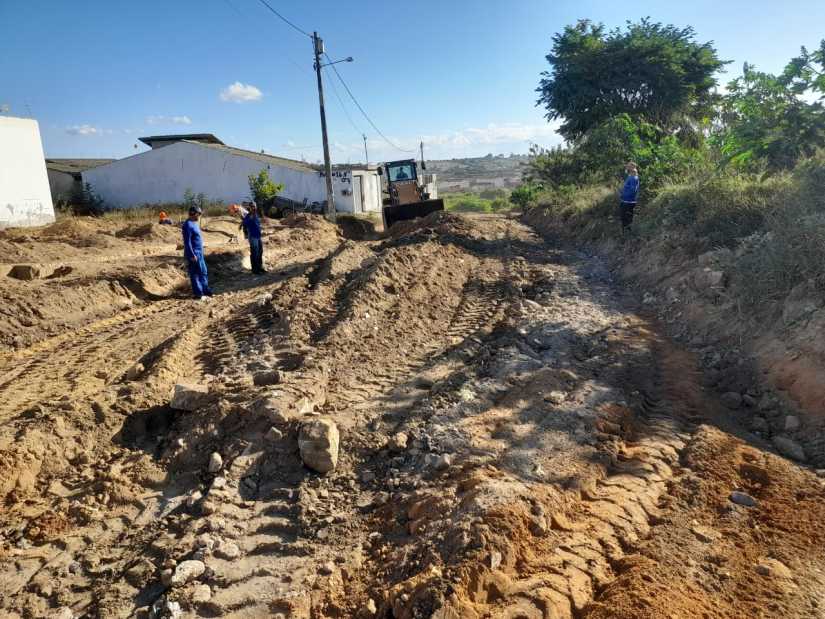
xmin=1 ymin=212 xmax=823 ymax=618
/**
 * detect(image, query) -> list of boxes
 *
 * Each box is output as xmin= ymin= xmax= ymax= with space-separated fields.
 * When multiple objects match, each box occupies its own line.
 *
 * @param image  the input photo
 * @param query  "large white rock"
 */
xmin=170 ymin=560 xmax=205 ymax=586
xmin=299 ymin=419 xmax=340 ymax=473
xmin=170 ymin=383 xmax=209 ymax=411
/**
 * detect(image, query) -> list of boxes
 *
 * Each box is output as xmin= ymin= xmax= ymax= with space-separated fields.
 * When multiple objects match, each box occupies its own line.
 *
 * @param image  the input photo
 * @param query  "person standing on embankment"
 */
xmin=619 ymin=162 xmax=640 ymax=231
xmin=182 ymin=205 xmax=213 ymax=300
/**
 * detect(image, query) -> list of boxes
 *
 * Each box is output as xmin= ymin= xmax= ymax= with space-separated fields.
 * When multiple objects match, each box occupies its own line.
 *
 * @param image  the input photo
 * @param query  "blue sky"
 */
xmin=2 ymin=0 xmax=824 ymax=163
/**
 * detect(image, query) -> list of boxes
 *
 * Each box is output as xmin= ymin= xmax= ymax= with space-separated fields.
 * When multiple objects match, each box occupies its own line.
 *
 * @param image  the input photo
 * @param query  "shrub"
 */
xmin=248 ymin=169 xmax=284 ymax=208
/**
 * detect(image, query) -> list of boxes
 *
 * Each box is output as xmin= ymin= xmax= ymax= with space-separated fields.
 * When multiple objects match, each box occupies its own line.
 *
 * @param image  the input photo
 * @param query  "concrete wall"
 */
xmin=47 ymin=169 xmax=79 ymax=205
xmin=0 ymin=117 xmax=55 ymax=228
xmin=83 ymin=141 xmax=346 ymax=209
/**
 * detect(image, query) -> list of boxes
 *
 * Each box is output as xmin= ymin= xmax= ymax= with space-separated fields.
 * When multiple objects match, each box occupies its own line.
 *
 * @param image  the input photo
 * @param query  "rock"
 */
xmin=772 ymin=436 xmax=806 ymax=462
xmin=690 ymin=524 xmax=721 ymax=543
xmin=642 ymin=292 xmax=656 ymax=305
xmin=720 ymin=392 xmax=742 ymax=410
xmin=361 ymin=470 xmax=376 ymax=483
xmin=257 ymin=292 xmax=273 ymax=307
xmin=8 ymin=264 xmax=41 ymax=280
xmin=170 ymin=383 xmax=209 ymax=411
xmin=364 ymin=598 xmax=377 ymax=615
xmin=729 ymin=491 xmax=757 ymax=507
xmin=160 ymin=568 xmax=174 ymax=586
xmin=755 ymin=558 xmax=793 ymax=579
xmin=50 ymin=608 xmax=74 ymax=619
xmin=318 ymin=561 xmax=336 ymax=575
xmin=433 ymin=454 xmax=451 ymax=470
xmin=544 ymin=391 xmax=566 ymax=405
xmin=125 ymin=363 xmax=145 ymax=381
xmin=389 ymin=432 xmax=408 ymax=451
xmin=253 ymin=369 xmax=281 ymax=386
xmin=742 ymin=393 xmax=758 ymax=407
xmin=488 ymin=550 xmax=502 ymax=570
xmin=694 ymin=268 xmax=725 ymax=289
xmin=191 ymin=584 xmax=212 ymax=603
xmin=186 ymin=490 xmax=203 ymax=508
xmin=265 ymin=426 xmax=284 ymax=441
xmin=784 ymin=415 xmax=801 ymax=432
xmin=208 ymin=452 xmax=223 ymax=473
xmin=750 ymin=416 xmax=769 ymax=433
xmin=215 ymin=539 xmax=241 ymax=560
xmin=299 ymin=419 xmax=340 ymax=473
xmin=170 ymin=560 xmax=205 ymax=586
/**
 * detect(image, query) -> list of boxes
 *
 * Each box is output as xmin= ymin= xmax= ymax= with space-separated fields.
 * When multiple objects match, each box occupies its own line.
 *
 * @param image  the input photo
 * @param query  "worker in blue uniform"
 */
xmin=241 ymin=201 xmax=265 ymax=274
xmin=181 ymin=205 xmax=213 ymax=300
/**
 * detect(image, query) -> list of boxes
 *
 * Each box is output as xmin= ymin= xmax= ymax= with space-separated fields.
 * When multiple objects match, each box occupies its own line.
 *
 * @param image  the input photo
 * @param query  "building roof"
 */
xmin=138 ymin=133 xmax=225 ymax=148
xmin=46 ymin=158 xmax=116 ymax=176
xmin=188 ymin=141 xmax=320 ymax=174
xmin=332 ymin=163 xmax=380 ymax=172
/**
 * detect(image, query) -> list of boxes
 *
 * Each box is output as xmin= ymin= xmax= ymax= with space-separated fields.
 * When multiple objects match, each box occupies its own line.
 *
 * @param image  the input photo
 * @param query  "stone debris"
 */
xmin=488 ymin=550 xmax=503 ymax=570
xmin=364 ymin=598 xmax=377 ymax=615
xmin=170 ymin=560 xmax=205 ymax=586
xmin=215 ymin=539 xmax=241 ymax=560
xmin=191 ymin=584 xmax=212 ymax=603
xmin=772 ymin=436 xmax=806 ymax=462
xmin=208 ymin=452 xmax=223 ymax=473
xmin=389 ymin=432 xmax=408 ymax=451
xmin=170 ymin=382 xmax=209 ymax=411
xmin=8 ymin=264 xmax=41 ymax=280
xmin=755 ymin=558 xmax=793 ymax=580
xmin=690 ymin=524 xmax=721 ymax=543
xmin=125 ymin=362 xmax=145 ymax=381
xmin=253 ymin=369 xmax=281 ymax=386
xmin=318 ymin=561 xmax=336 ymax=575
xmin=729 ymin=491 xmax=757 ymax=507
xmin=266 ymin=426 xmax=284 ymax=441
xmin=783 ymin=415 xmax=801 ymax=432
xmin=720 ymin=392 xmax=742 ymax=410
xmin=299 ymin=418 xmax=340 ymax=473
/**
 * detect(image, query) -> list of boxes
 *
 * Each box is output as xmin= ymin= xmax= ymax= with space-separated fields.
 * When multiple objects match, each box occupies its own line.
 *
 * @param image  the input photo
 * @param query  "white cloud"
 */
xmin=219 ymin=82 xmax=263 ymax=103
xmin=146 ymin=115 xmax=192 ymax=126
xmin=421 ymin=122 xmax=563 ymax=149
xmin=66 ymin=124 xmax=101 ymax=136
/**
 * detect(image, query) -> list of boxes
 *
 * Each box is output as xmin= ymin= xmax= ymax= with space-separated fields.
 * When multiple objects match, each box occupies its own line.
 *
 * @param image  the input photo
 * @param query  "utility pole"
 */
xmin=313 ymin=31 xmax=335 ymax=222
xmin=362 ymin=134 xmax=369 ymax=165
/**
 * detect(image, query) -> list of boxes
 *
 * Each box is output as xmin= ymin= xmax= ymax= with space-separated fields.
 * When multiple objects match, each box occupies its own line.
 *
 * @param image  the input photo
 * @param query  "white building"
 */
xmin=83 ymin=134 xmax=382 ymax=214
xmin=0 ymin=116 xmax=55 ymax=228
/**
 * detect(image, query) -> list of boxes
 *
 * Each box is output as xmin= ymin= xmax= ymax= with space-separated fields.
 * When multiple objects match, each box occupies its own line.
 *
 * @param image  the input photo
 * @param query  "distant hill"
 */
xmin=426 ymin=154 xmax=529 ymax=193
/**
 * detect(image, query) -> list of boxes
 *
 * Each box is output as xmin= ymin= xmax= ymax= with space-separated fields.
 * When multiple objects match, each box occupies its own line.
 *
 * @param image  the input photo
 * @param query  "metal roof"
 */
xmin=138 ymin=133 xmax=225 ymax=147
xmin=45 ymin=158 xmax=116 ymax=176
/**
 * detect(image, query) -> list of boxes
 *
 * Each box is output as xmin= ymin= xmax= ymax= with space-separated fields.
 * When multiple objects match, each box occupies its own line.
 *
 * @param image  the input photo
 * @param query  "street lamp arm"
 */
xmin=319 ymin=57 xmax=354 ymax=68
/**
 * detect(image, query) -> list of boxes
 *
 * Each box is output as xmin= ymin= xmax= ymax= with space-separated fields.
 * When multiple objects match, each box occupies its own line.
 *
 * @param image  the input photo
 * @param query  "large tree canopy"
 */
xmin=537 ymin=19 xmax=728 ymax=141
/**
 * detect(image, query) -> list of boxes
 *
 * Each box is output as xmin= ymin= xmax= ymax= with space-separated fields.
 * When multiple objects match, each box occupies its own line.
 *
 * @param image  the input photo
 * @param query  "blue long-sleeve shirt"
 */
xmin=621 ymin=174 xmax=640 ymax=203
xmin=242 ymin=213 xmax=262 ymax=240
xmin=182 ymin=220 xmax=204 ymax=259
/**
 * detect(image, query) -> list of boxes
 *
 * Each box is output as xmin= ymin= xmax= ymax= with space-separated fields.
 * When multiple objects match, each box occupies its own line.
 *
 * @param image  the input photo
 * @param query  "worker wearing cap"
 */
xmin=241 ymin=201 xmax=265 ymax=274
xmin=182 ymin=205 xmax=213 ymax=300
xmin=158 ymin=211 xmax=173 ymax=225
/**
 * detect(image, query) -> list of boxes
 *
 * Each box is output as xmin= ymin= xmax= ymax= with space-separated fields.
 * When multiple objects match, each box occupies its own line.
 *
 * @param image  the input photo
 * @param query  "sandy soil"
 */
xmin=1 ymin=212 xmax=823 ymax=618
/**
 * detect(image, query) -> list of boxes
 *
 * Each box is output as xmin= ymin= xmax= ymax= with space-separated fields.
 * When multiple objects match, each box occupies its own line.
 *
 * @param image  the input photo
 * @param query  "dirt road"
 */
xmin=1 ymin=212 xmax=823 ymax=618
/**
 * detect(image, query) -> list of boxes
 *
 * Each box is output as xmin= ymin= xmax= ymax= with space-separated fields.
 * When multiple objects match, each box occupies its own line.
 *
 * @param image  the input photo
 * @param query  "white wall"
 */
xmin=84 ymin=141 xmax=337 ymax=209
xmin=0 ymin=117 xmax=55 ymax=228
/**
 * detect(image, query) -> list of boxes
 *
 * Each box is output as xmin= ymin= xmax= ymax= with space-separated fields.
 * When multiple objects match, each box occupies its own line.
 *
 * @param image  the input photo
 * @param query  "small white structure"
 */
xmin=0 ymin=116 xmax=55 ymax=228
xmin=83 ymin=134 xmax=382 ymax=213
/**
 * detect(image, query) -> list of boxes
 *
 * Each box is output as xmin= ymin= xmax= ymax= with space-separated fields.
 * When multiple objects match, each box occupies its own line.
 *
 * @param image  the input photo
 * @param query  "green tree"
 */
xmin=509 ymin=183 xmax=542 ymax=208
xmin=248 ymin=169 xmax=284 ymax=208
xmin=537 ymin=19 xmax=727 ymax=141
xmin=716 ymin=41 xmax=825 ymax=171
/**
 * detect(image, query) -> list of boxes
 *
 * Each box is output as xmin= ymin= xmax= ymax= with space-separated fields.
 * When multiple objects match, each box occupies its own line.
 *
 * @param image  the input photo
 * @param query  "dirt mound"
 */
xmin=386 ymin=210 xmax=475 ymax=239
xmin=282 ymin=212 xmax=332 ymax=230
xmin=40 ymin=218 xmax=105 ymax=238
xmin=115 ymin=222 xmax=180 ymax=242
xmin=337 ymin=215 xmax=379 ymax=240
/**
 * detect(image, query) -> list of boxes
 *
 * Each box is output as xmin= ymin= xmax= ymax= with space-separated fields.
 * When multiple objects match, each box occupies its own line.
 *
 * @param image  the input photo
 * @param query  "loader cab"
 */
xmin=386 ymin=160 xmax=417 ymax=183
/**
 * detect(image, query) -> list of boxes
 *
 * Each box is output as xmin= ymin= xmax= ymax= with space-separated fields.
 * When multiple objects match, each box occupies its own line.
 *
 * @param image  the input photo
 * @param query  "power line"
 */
xmin=256 ymin=0 xmax=311 ymax=38
xmin=323 ymin=65 xmax=363 ymax=137
xmin=324 ymin=52 xmax=415 ymax=154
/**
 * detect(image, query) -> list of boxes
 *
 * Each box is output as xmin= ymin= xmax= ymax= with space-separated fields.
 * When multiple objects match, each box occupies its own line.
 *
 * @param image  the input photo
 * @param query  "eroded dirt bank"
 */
xmin=1 ymin=213 xmax=823 ymax=618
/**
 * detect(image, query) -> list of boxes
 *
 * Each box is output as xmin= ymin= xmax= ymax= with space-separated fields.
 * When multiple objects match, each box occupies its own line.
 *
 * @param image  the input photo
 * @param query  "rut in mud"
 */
xmin=1 ymin=212 xmax=824 ymax=619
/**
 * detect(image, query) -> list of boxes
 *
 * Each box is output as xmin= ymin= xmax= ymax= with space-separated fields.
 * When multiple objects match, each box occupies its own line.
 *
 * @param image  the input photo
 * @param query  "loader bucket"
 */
xmin=382 ymin=199 xmax=445 ymax=231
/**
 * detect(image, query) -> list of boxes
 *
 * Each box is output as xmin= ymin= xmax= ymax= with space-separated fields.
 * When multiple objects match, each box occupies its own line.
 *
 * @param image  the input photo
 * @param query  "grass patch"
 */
xmin=444 ymin=192 xmax=512 ymax=214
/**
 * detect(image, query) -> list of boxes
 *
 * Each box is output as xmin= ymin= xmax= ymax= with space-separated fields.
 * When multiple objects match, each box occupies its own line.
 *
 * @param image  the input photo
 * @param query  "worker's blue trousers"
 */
xmin=248 ymin=237 xmax=264 ymax=273
xmin=187 ymin=252 xmax=212 ymax=298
